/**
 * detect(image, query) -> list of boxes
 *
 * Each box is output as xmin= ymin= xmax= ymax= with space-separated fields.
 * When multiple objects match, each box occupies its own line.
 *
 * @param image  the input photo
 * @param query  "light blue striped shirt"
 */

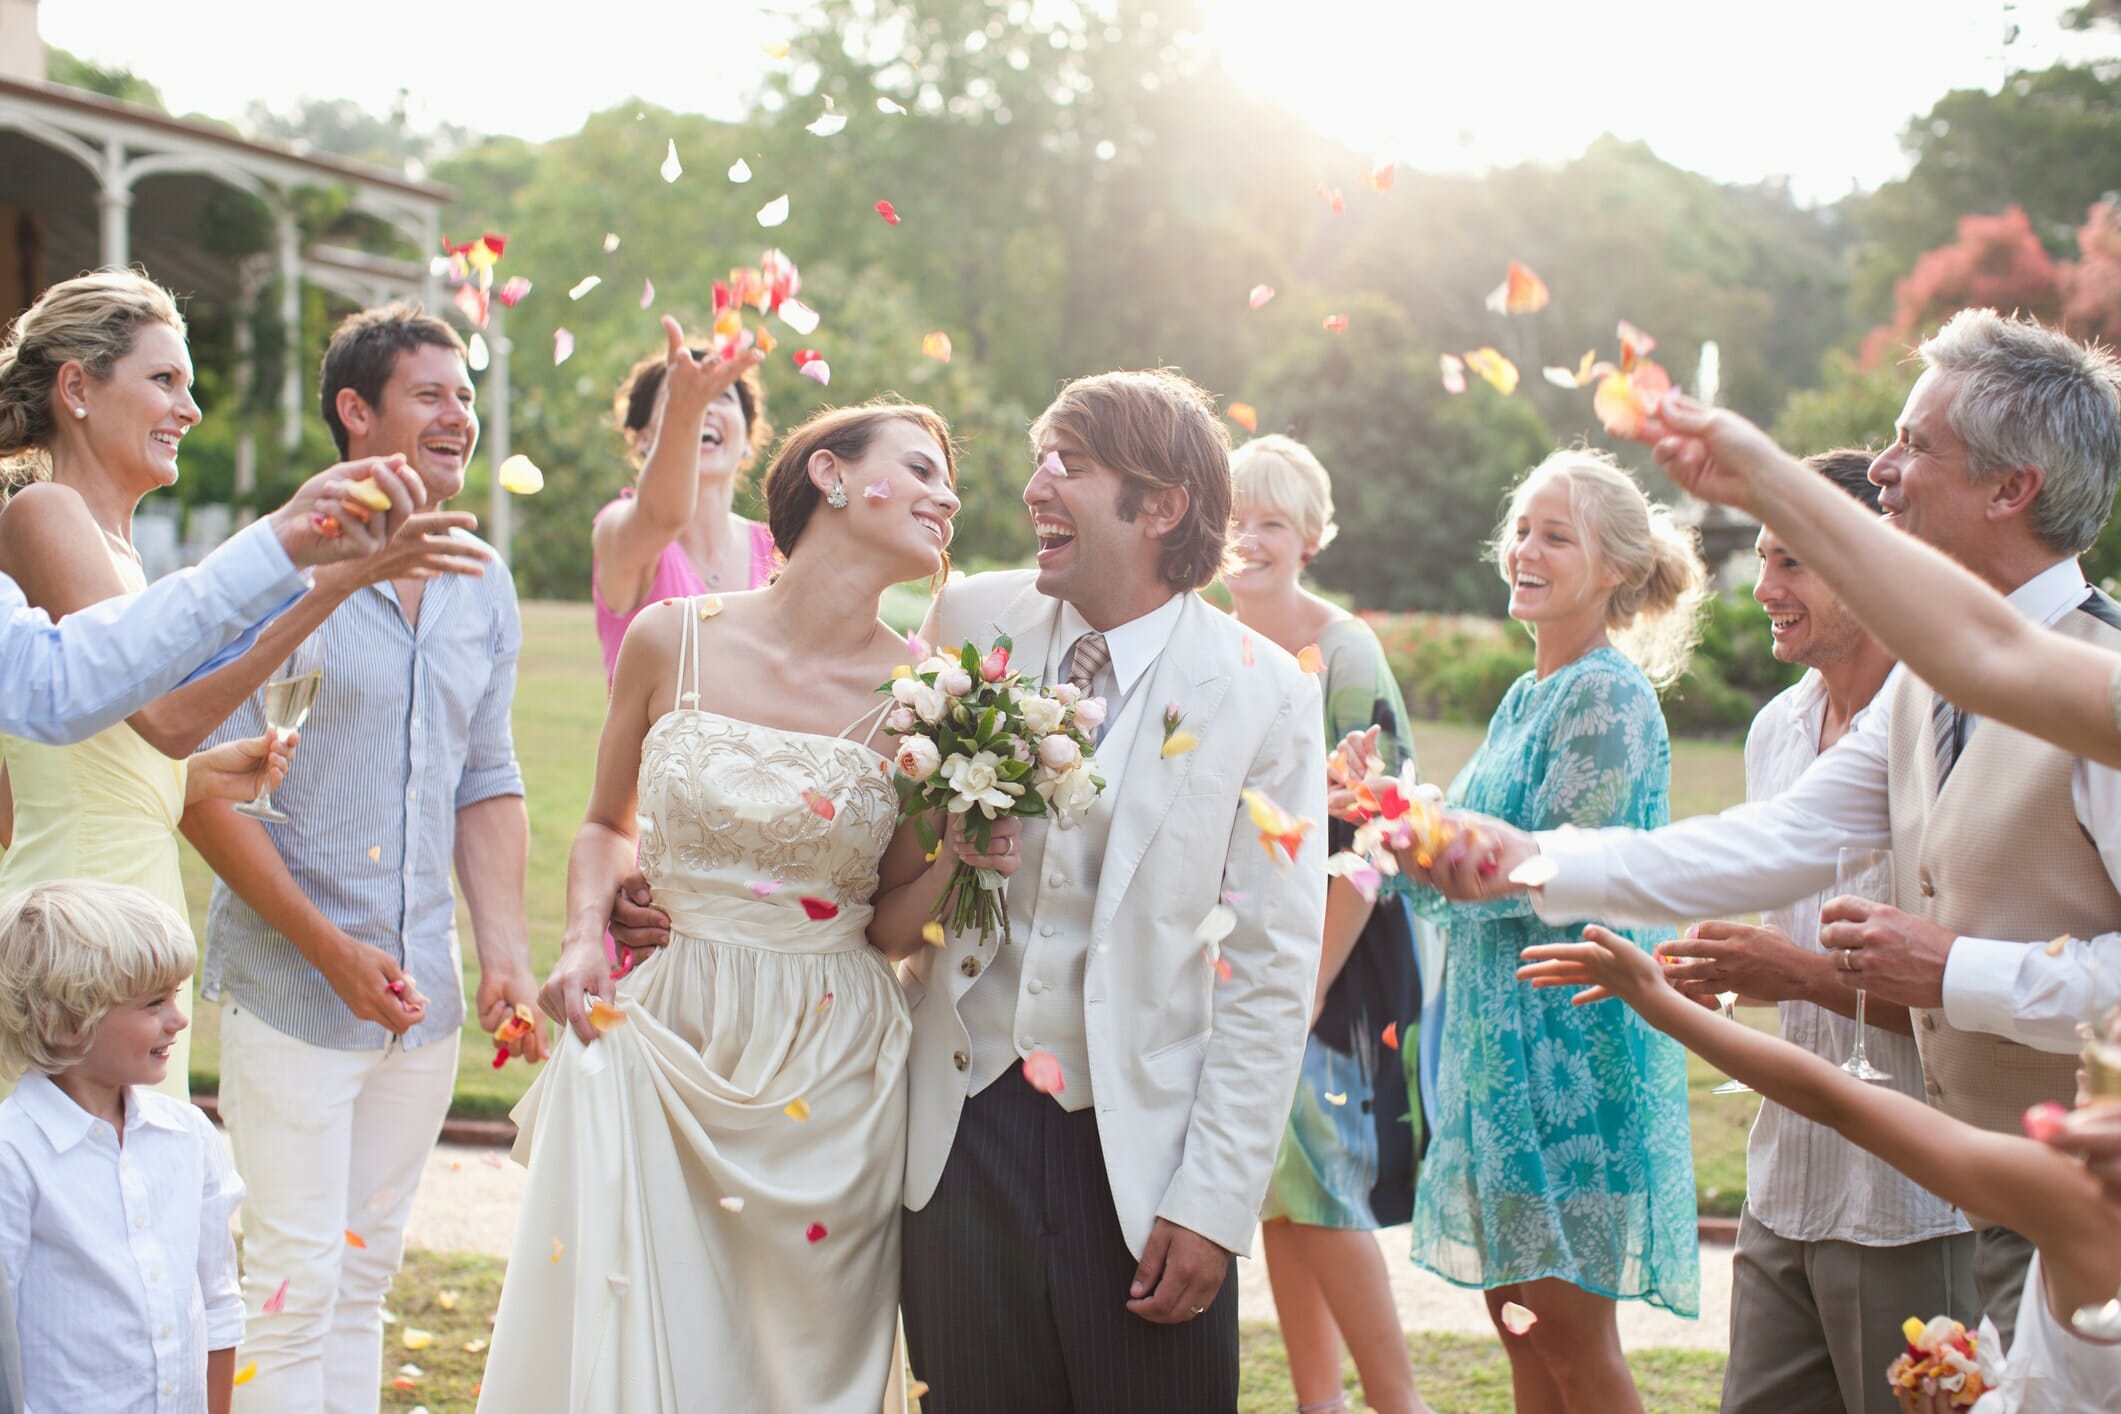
xmin=201 ymin=536 xmax=523 ymax=1051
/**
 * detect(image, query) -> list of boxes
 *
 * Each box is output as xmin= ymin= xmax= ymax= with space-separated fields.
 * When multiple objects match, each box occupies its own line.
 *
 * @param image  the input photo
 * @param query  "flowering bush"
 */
xmin=879 ymin=635 xmax=1106 ymax=942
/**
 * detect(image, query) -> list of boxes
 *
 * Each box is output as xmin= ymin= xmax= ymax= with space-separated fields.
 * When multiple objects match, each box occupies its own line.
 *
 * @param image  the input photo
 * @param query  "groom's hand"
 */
xmin=1125 ymin=1218 xmax=1229 ymax=1325
xmin=608 ymin=873 xmax=672 ymax=960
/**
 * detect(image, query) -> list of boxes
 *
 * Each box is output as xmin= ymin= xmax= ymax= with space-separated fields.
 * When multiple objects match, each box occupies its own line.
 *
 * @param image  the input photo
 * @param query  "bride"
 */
xmin=478 ymin=352 xmax=1005 ymax=1411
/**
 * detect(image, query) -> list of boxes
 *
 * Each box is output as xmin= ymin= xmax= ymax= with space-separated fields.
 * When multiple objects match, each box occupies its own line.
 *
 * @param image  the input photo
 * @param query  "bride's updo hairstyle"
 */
xmin=1489 ymin=448 xmax=1710 ymax=689
xmin=0 ymin=269 xmax=186 ymax=488
xmin=762 ymin=397 xmax=957 ymax=573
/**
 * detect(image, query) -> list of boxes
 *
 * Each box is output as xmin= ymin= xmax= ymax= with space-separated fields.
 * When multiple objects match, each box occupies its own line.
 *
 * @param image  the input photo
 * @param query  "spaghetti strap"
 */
xmin=674 ymin=596 xmax=703 ymax=713
xmin=837 ymin=697 xmax=894 ymax=749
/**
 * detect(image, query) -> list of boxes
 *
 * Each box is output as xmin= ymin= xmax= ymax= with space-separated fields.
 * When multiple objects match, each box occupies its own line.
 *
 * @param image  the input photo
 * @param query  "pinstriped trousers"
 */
xmin=901 ymin=1063 xmax=1239 ymax=1413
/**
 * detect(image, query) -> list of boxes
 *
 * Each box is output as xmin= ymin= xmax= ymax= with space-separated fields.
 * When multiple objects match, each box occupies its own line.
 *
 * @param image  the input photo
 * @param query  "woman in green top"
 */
xmin=1226 ymin=435 xmax=1434 ymax=1414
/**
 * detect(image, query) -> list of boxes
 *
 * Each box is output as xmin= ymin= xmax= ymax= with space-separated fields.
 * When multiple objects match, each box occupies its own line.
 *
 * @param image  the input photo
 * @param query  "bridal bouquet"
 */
xmin=879 ymin=635 xmax=1106 ymax=944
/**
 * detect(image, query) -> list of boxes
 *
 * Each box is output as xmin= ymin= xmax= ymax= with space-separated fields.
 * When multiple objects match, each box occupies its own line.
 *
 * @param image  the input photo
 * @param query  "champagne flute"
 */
xmin=1711 ymin=990 xmax=1754 ymax=1095
xmin=235 ymin=636 xmax=324 ymax=823
xmin=1836 ymin=847 xmax=1894 ymax=1082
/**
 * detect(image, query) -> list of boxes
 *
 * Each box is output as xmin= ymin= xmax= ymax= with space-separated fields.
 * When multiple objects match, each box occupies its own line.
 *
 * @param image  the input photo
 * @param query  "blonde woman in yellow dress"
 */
xmin=0 ymin=272 xmax=325 ymax=1098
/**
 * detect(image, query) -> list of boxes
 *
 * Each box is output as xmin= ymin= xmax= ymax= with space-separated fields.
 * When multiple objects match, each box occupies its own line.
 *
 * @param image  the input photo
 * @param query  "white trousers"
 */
xmin=219 ymin=1004 xmax=457 ymax=1414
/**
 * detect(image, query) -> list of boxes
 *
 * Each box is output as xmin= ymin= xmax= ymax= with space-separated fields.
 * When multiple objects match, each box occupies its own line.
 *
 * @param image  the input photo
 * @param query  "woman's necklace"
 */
xmin=694 ymin=515 xmax=742 ymax=590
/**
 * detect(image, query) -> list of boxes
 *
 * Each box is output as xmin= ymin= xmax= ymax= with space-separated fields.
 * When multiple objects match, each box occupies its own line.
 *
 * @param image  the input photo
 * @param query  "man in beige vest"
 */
xmin=1408 ymin=308 xmax=2121 ymax=1348
xmin=898 ymin=369 xmax=1325 ymax=1411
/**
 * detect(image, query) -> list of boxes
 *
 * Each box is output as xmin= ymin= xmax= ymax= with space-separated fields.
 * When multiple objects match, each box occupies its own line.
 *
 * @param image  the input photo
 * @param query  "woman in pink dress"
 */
xmin=591 ymin=317 xmax=775 ymax=683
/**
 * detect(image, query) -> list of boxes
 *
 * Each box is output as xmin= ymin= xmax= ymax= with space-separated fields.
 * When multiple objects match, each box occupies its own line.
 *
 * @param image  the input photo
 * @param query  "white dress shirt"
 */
xmin=1738 ymin=671 xmax=1968 ymax=1245
xmin=0 ymin=519 xmax=307 ymax=746
xmin=1054 ymin=593 xmax=1184 ymax=765
xmin=0 ymin=1074 xmax=245 ymax=1414
xmin=1535 ymin=559 xmax=2121 ymax=1055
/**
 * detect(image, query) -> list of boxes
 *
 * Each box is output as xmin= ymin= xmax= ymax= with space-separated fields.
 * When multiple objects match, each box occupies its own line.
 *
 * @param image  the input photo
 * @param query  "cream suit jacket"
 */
xmin=901 ymin=570 xmax=1327 ymax=1258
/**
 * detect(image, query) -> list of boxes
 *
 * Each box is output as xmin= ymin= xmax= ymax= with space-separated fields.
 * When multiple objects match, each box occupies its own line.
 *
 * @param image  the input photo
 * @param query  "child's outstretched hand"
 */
xmin=1518 ymin=923 xmax=1668 ymax=1006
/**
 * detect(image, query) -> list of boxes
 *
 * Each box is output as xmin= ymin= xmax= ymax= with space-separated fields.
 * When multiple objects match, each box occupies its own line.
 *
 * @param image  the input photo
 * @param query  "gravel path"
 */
xmin=400 ymin=1142 xmax=1731 ymax=1348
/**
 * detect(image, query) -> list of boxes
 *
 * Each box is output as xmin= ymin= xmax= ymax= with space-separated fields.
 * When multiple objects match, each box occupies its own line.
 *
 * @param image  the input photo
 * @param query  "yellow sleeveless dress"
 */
xmin=0 ymin=549 xmax=192 ymax=1099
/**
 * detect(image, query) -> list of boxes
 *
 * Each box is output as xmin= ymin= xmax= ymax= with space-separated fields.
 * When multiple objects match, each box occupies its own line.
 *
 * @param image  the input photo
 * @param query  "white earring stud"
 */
xmin=72 ymin=406 xmax=86 ymax=420
xmin=825 ymin=481 xmax=848 ymax=509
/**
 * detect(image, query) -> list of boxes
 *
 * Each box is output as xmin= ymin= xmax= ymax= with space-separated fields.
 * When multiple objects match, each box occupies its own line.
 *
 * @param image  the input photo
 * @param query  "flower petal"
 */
xmin=587 ymin=999 xmax=627 ymax=1033
xmin=568 ymin=275 xmax=601 ymax=300
xmin=1247 ymin=284 xmax=1275 ymax=309
xmin=799 ymin=359 xmax=831 ymax=386
xmin=922 ymin=331 xmax=953 ymax=362
xmin=603 ymin=232 xmax=621 ymax=252
xmin=660 ymin=141 xmax=682 ymax=183
xmin=806 ymin=110 xmax=848 ymax=138
xmin=1226 ymin=402 xmax=1258 ymax=434
xmin=728 ymin=158 xmax=752 ymax=184
xmin=778 ymin=298 xmax=821 ymax=335
xmin=1501 ymin=1301 xmax=1538 ymax=1335
xmin=263 ymin=1277 xmax=289 ymax=1315
xmin=719 ymin=1195 xmax=746 ymax=1212
xmin=757 ymin=194 xmax=791 ymax=228
xmin=1160 ymin=729 xmax=1198 ymax=759
xmin=553 ymin=329 xmax=575 ymax=366
xmin=805 ymin=1221 xmax=828 ymax=1243
xmin=467 ymin=333 xmax=490 ymax=372
xmin=876 ymin=199 xmax=901 ymax=225
xmin=1023 ymin=1050 xmax=1066 ymax=1095
xmin=402 ymin=1329 xmax=435 ymax=1351
xmin=498 ymin=455 xmax=544 ymax=495
xmin=801 ymin=787 xmax=837 ymax=819
xmin=749 ymin=880 xmax=783 ymax=899
xmin=345 ymin=1229 xmax=368 ymax=1249
xmin=785 ymin=1097 xmax=812 ymax=1121
xmin=877 ymin=97 xmax=907 ymax=115
xmin=1439 ymin=353 xmax=1467 ymax=395
xmin=921 ymin=921 xmax=946 ymax=947
xmin=1484 ymin=260 xmax=1550 ymax=316
xmin=864 ymin=478 xmax=892 ymax=500
xmin=233 ymin=1361 xmax=258 ymax=1386
xmin=640 ymin=278 xmax=655 ymax=309
xmin=799 ymin=896 xmax=839 ymax=920
xmin=1322 ymin=314 xmax=1349 ymax=333
xmin=1464 ymin=347 xmax=1519 ymax=395
xmin=1381 ymin=1021 xmax=1400 ymax=1050
xmin=1296 ymin=644 xmax=1324 ymax=674
xmin=1194 ymin=904 xmax=1237 ymax=948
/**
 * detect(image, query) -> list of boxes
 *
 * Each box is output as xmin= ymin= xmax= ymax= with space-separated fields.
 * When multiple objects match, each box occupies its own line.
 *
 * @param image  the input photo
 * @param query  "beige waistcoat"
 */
xmin=1885 ymin=608 xmax=2121 ymax=1134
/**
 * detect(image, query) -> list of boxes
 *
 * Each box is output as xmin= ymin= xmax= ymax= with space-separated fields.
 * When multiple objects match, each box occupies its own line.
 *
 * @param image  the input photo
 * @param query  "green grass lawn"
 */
xmin=381 ymin=1251 xmax=1727 ymax=1413
xmin=173 ymin=600 xmax=1764 ymax=1210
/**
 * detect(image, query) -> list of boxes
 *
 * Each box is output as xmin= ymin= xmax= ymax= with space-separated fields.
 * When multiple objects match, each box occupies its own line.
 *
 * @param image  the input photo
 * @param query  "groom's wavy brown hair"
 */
xmin=762 ymin=397 xmax=957 ymax=579
xmin=1029 ymin=368 xmax=1237 ymax=592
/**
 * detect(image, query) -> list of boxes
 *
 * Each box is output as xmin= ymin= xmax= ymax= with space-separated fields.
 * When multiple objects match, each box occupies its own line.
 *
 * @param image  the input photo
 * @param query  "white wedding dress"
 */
xmin=480 ymin=603 xmax=909 ymax=1412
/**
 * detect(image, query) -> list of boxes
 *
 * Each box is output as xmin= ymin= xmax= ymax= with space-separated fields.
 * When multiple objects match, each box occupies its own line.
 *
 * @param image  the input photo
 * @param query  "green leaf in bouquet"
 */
xmin=997 ymin=759 xmax=1031 ymax=781
xmin=1016 ymin=791 xmax=1049 ymax=817
xmin=959 ymin=643 xmax=980 ymax=672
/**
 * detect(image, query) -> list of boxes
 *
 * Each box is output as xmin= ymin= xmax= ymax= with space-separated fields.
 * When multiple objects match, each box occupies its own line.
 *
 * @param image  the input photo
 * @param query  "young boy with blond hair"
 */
xmin=0 ymin=881 xmax=245 ymax=1414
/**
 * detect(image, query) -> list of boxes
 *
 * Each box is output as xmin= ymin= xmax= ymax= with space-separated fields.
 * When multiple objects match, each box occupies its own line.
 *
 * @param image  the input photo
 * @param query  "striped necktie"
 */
xmin=1067 ymin=631 xmax=1110 ymax=697
xmin=1932 ymin=689 xmax=1967 ymax=791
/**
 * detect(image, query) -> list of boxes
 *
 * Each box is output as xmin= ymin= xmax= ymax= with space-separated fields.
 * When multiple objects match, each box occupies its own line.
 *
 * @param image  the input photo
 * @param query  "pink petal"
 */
xmin=749 ymin=880 xmax=784 ymax=898
xmin=799 ymin=359 xmax=831 ymax=386
xmin=553 ymin=328 xmax=574 ymax=366
xmin=263 ymin=1277 xmax=289 ymax=1316
xmin=1023 ymin=1050 xmax=1066 ymax=1095
xmin=805 ymin=1221 xmax=828 ymax=1244
xmin=864 ymin=478 xmax=892 ymax=501
xmin=905 ymin=632 xmax=930 ymax=659
xmin=1323 ymin=315 xmax=1349 ymax=334
xmin=1439 ymin=353 xmax=1467 ymax=395
xmin=1248 ymin=284 xmax=1275 ymax=309
xmin=876 ymin=200 xmax=901 ymax=225
xmin=1501 ymin=1301 xmax=1538 ymax=1335
xmin=1039 ymin=450 xmax=1065 ymax=478
xmin=639 ymin=278 xmax=655 ymax=309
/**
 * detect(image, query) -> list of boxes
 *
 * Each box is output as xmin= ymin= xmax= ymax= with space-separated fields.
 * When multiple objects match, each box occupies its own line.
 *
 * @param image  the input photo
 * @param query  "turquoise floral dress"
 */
xmin=1262 ymin=616 xmax=1435 ymax=1229
xmin=1403 ymin=647 xmax=1698 ymax=1316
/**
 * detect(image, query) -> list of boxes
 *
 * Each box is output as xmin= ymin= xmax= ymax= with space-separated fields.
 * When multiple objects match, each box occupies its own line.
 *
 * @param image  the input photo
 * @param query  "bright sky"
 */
xmin=39 ymin=0 xmax=2121 ymax=202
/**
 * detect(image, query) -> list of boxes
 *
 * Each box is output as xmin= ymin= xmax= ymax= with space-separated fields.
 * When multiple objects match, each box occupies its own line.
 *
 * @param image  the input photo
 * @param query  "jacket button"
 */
xmin=1919 ymin=873 xmax=1936 ymax=898
xmin=952 ymin=1050 xmax=968 ymax=1071
xmin=1923 ymin=1014 xmax=1938 ymax=1030
xmin=960 ymin=955 xmax=981 ymax=978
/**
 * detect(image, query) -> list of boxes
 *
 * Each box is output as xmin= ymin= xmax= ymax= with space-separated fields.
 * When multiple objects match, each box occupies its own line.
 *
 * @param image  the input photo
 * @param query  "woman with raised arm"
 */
xmin=1384 ymin=449 xmax=1709 ymax=1414
xmin=590 ymin=317 xmax=772 ymax=684
xmin=0 ymin=271 xmax=475 ymax=1099
xmin=1519 ymin=926 xmax=2121 ymax=1413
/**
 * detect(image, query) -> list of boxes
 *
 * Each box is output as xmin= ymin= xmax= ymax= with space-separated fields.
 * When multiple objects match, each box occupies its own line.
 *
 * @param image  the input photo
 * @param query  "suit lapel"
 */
xmin=1092 ymin=594 xmax=1232 ymax=939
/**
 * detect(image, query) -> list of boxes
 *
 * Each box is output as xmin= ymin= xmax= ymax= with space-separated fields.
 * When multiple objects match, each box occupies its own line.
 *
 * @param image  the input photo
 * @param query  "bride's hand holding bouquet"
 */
xmin=881 ymin=635 xmax=1107 ymax=943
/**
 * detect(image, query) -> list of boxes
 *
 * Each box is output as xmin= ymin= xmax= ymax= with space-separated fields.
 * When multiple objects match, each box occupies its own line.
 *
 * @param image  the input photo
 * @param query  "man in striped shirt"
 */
xmin=184 ymin=304 xmax=547 ymax=1414
xmin=1659 ymin=451 xmax=1974 ymax=1413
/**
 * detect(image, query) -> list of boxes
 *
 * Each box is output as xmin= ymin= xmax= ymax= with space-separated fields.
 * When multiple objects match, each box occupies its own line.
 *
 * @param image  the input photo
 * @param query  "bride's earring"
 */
xmin=825 ymin=480 xmax=848 ymax=509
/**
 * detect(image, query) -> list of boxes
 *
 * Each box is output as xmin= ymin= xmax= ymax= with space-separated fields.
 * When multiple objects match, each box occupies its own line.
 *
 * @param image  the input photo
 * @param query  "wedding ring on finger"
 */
xmin=1837 ymin=949 xmax=1858 ymax=972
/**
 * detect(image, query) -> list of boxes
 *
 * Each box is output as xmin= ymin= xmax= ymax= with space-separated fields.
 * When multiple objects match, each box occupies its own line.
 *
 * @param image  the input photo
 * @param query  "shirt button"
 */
xmin=1046 ymin=873 xmax=1065 ymax=888
xmin=1022 ymin=1036 xmax=1036 ymax=1049
xmin=159 ymin=1324 xmax=171 ymax=1338
xmin=1039 ymin=924 xmax=1055 ymax=938
xmin=407 ymin=786 xmax=418 ymax=801
xmin=135 ymin=1214 xmax=147 ymax=1229
xmin=1028 ymin=978 xmax=1045 ymax=995
xmin=952 ymin=1050 xmax=969 ymax=1071
xmin=959 ymin=956 xmax=981 ymax=978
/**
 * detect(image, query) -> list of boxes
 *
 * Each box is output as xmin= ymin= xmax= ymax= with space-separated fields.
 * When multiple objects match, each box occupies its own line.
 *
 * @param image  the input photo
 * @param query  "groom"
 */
xmin=612 ymin=368 xmax=1327 ymax=1410
xmin=906 ymin=368 xmax=1324 ymax=1410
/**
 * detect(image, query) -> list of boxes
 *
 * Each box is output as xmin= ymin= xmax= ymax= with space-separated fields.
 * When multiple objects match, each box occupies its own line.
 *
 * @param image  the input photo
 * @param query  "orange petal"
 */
xmin=801 ymin=787 xmax=837 ymax=820
xmin=1226 ymin=401 xmax=1258 ymax=434
xmin=784 ymin=1097 xmax=812 ymax=1121
xmin=921 ymin=920 xmax=947 ymax=947
xmin=1381 ymin=1021 xmax=1400 ymax=1050
xmin=922 ymin=331 xmax=953 ymax=362
xmin=1023 ymin=1049 xmax=1066 ymax=1095
xmin=1247 ymin=284 xmax=1275 ymax=309
xmin=1484 ymin=260 xmax=1550 ymax=315
xmin=344 ymin=1229 xmax=368 ymax=1249
xmin=1364 ymin=159 xmax=1395 ymax=192
xmin=1464 ymin=348 xmax=1520 ymax=396
xmin=1296 ymin=643 xmax=1324 ymax=674
xmin=587 ymin=999 xmax=627 ymax=1033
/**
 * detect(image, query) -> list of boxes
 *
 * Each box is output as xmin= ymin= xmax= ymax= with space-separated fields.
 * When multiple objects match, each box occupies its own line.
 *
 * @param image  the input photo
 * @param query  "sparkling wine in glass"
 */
xmin=1711 ymin=990 xmax=1754 ymax=1095
xmin=1835 ymin=847 xmax=1894 ymax=1082
xmin=235 ymin=639 xmax=323 ymax=823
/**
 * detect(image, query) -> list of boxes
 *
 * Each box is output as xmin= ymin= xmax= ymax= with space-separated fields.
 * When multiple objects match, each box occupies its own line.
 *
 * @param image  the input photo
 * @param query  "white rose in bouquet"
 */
xmin=1020 ymin=695 xmax=1065 ymax=736
xmin=937 ymin=666 xmax=975 ymax=698
xmin=909 ymin=682 xmax=949 ymax=724
xmin=895 ymin=734 xmax=942 ymax=782
xmin=1049 ymin=763 xmax=1100 ymax=818
xmin=1051 ymin=682 xmax=1083 ymax=707
xmin=1038 ymin=733 xmax=1081 ymax=771
xmin=886 ymin=704 xmax=919 ymax=734
xmin=1073 ymin=696 xmax=1108 ymax=731
xmin=917 ymin=654 xmax=955 ymax=677
xmin=941 ymin=750 xmax=1016 ymax=817
xmin=1010 ymin=737 xmax=1034 ymax=764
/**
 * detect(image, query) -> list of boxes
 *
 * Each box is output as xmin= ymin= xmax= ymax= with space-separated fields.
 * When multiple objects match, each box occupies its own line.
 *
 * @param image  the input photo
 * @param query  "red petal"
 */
xmin=1381 ymin=1022 xmax=1399 ymax=1050
xmin=805 ymin=1222 xmax=828 ymax=1243
xmin=799 ymin=896 xmax=839 ymax=920
xmin=875 ymin=200 xmax=901 ymax=225
xmin=793 ymin=348 xmax=823 ymax=368
xmin=801 ymin=787 xmax=836 ymax=820
xmin=1323 ymin=315 xmax=1349 ymax=334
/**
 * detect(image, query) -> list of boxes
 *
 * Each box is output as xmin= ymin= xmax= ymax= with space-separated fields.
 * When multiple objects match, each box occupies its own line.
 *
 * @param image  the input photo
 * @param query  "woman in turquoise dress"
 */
xmin=1392 ymin=450 xmax=1707 ymax=1414
xmin=1226 ymin=436 xmax=1436 ymax=1414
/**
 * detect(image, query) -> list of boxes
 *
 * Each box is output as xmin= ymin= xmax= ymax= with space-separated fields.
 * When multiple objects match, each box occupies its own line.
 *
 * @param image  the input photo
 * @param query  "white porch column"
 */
xmin=275 ymin=207 xmax=301 ymax=452
xmin=232 ymin=256 xmax=264 ymax=496
xmin=485 ymin=304 xmax=513 ymax=562
xmin=95 ymin=138 xmax=130 ymax=267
